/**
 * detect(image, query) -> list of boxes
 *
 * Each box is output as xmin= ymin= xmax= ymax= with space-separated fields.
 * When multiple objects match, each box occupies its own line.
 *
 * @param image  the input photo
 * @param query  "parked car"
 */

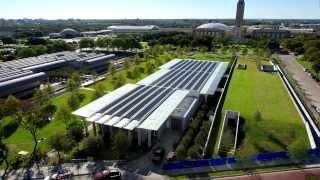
xmin=152 ymin=147 xmax=165 ymax=164
xmin=166 ymin=151 xmax=176 ymax=161
xmin=94 ymin=168 xmax=121 ymax=180
xmin=50 ymin=171 xmax=73 ymax=180
xmin=109 ymin=169 xmax=121 ymax=180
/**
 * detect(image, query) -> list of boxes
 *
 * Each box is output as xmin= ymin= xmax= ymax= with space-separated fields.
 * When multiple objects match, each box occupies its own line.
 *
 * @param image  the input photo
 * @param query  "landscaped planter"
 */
xmin=217 ymin=110 xmax=240 ymax=157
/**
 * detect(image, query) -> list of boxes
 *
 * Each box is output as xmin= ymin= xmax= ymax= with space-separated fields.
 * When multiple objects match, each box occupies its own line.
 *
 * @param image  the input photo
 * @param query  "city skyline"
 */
xmin=1 ymin=0 xmax=320 ymax=20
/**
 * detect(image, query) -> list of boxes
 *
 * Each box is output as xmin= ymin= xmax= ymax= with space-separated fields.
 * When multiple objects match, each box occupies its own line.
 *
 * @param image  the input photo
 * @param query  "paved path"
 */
xmin=278 ymin=54 xmax=320 ymax=113
xmin=218 ymin=167 xmax=320 ymax=180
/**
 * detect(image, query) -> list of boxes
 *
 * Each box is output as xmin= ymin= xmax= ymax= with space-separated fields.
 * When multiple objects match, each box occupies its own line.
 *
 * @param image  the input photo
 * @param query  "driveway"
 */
xmin=278 ymin=54 xmax=320 ymax=113
xmin=120 ymin=130 xmax=181 ymax=177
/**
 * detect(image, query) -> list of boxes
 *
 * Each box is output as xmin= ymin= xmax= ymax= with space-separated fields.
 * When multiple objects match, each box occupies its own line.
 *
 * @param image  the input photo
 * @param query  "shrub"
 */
xmin=81 ymin=136 xmax=105 ymax=159
xmin=188 ymin=145 xmax=200 ymax=159
xmin=195 ymin=131 xmax=206 ymax=146
xmin=176 ymin=145 xmax=187 ymax=160
xmin=181 ymin=129 xmax=194 ymax=148
xmin=201 ymin=121 xmax=211 ymax=134
xmin=0 ymin=117 xmax=19 ymax=138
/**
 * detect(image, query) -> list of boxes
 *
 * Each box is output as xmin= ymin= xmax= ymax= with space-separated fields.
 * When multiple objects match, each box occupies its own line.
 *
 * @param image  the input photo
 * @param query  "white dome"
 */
xmin=196 ymin=23 xmax=230 ymax=31
xmin=60 ymin=28 xmax=80 ymax=37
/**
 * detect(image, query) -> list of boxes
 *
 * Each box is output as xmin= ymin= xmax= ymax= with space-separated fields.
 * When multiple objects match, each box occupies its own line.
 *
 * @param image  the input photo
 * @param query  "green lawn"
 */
xmin=4 ymin=89 xmax=94 ymax=153
xmin=191 ymin=53 xmax=232 ymax=62
xmin=217 ymin=56 xmax=309 ymax=157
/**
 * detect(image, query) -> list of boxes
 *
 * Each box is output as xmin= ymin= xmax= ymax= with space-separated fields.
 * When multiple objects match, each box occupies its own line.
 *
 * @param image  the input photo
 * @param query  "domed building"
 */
xmin=194 ymin=23 xmax=231 ymax=38
xmin=59 ymin=28 xmax=81 ymax=38
xmin=49 ymin=28 xmax=82 ymax=39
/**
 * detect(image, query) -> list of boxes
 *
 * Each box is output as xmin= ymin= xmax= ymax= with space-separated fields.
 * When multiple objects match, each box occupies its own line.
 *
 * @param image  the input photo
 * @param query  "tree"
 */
xmin=92 ymin=83 xmax=106 ymax=100
xmin=67 ymin=92 xmax=81 ymax=110
xmin=4 ymin=95 xmax=21 ymax=116
xmin=123 ymin=59 xmax=130 ymax=71
xmin=0 ymin=139 xmax=9 ymax=179
xmin=82 ymin=136 xmax=104 ymax=158
xmin=33 ymin=85 xmax=53 ymax=107
xmin=108 ymin=62 xmax=116 ymax=77
xmin=112 ymin=131 xmax=129 ymax=159
xmin=79 ymin=38 xmax=95 ymax=49
xmin=95 ymin=38 xmax=105 ymax=48
xmin=48 ymin=134 xmax=73 ymax=163
xmin=112 ymin=74 xmax=126 ymax=88
xmin=145 ymin=62 xmax=154 ymax=75
xmin=242 ymin=48 xmax=248 ymax=56
xmin=305 ymin=47 xmax=320 ymax=62
xmin=16 ymin=47 xmax=36 ymax=58
xmin=18 ymin=108 xmax=44 ymax=166
xmin=66 ymin=120 xmax=85 ymax=150
xmin=55 ymin=105 xmax=73 ymax=126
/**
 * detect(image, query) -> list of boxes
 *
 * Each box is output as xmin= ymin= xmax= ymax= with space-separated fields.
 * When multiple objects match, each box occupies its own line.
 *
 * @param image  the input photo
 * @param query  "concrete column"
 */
xmin=109 ymin=126 xmax=113 ymax=137
xmin=138 ymin=129 xmax=142 ymax=146
xmin=100 ymin=124 xmax=105 ymax=135
xmin=205 ymin=95 xmax=208 ymax=103
xmin=92 ymin=122 xmax=97 ymax=136
xmin=128 ymin=131 xmax=132 ymax=145
xmin=166 ymin=119 xmax=171 ymax=129
xmin=148 ymin=130 xmax=152 ymax=147
xmin=83 ymin=119 xmax=88 ymax=136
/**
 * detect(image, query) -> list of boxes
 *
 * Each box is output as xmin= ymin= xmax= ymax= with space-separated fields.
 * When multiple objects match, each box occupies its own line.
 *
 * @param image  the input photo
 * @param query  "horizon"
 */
xmin=2 ymin=0 xmax=320 ymax=20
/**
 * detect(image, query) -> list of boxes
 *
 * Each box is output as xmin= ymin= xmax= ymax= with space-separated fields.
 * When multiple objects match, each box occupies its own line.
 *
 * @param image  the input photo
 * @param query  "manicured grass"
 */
xmin=217 ymin=56 xmax=309 ymax=157
xmin=191 ymin=53 xmax=232 ymax=62
xmin=4 ymin=89 xmax=95 ymax=153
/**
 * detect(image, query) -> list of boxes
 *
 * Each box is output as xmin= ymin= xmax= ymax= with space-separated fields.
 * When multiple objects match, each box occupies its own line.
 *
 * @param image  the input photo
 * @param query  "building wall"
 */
xmin=252 ymin=30 xmax=291 ymax=40
xmin=194 ymin=30 xmax=226 ymax=38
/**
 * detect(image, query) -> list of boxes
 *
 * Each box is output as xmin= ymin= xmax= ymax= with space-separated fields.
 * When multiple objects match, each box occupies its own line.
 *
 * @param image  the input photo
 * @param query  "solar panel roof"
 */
xmin=139 ymin=59 xmax=228 ymax=94
xmin=89 ymin=85 xmax=175 ymax=129
xmin=0 ymin=66 xmax=33 ymax=83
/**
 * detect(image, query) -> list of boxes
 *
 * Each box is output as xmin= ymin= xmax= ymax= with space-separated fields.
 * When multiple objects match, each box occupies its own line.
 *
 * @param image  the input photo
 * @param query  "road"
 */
xmin=278 ymin=54 xmax=320 ymax=113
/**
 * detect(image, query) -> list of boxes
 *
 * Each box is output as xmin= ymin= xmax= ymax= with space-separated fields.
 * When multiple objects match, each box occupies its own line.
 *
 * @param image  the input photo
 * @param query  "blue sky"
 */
xmin=1 ymin=0 xmax=320 ymax=19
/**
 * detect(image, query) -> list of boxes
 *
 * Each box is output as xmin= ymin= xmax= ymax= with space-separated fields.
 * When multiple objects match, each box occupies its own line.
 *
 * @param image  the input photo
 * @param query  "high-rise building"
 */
xmin=234 ymin=0 xmax=245 ymax=39
xmin=235 ymin=0 xmax=245 ymax=28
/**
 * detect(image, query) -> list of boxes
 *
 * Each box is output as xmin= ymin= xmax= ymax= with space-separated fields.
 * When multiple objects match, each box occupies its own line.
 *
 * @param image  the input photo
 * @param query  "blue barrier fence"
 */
xmin=163 ymin=157 xmax=237 ymax=170
xmin=308 ymin=148 xmax=320 ymax=155
xmin=164 ymin=149 xmax=320 ymax=171
xmin=255 ymin=152 xmax=289 ymax=161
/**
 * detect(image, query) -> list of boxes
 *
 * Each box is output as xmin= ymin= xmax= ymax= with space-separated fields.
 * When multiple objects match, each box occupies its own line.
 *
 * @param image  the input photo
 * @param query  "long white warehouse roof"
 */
xmin=73 ymin=59 xmax=228 ymax=131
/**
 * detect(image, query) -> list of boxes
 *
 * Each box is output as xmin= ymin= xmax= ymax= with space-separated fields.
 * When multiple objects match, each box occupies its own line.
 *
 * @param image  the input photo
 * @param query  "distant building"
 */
xmin=0 ymin=52 xmax=115 ymax=98
xmin=252 ymin=28 xmax=291 ymax=40
xmin=234 ymin=0 xmax=245 ymax=38
xmin=235 ymin=0 xmax=245 ymax=28
xmin=0 ymin=40 xmax=3 ymax=46
xmin=107 ymin=25 xmax=159 ymax=34
xmin=49 ymin=28 xmax=81 ymax=39
xmin=82 ymin=30 xmax=112 ymax=37
xmin=194 ymin=23 xmax=231 ymax=38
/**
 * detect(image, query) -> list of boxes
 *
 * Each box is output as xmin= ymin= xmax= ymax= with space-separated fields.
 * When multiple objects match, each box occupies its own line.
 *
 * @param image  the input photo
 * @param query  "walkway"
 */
xmin=278 ymin=54 xmax=320 ymax=113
